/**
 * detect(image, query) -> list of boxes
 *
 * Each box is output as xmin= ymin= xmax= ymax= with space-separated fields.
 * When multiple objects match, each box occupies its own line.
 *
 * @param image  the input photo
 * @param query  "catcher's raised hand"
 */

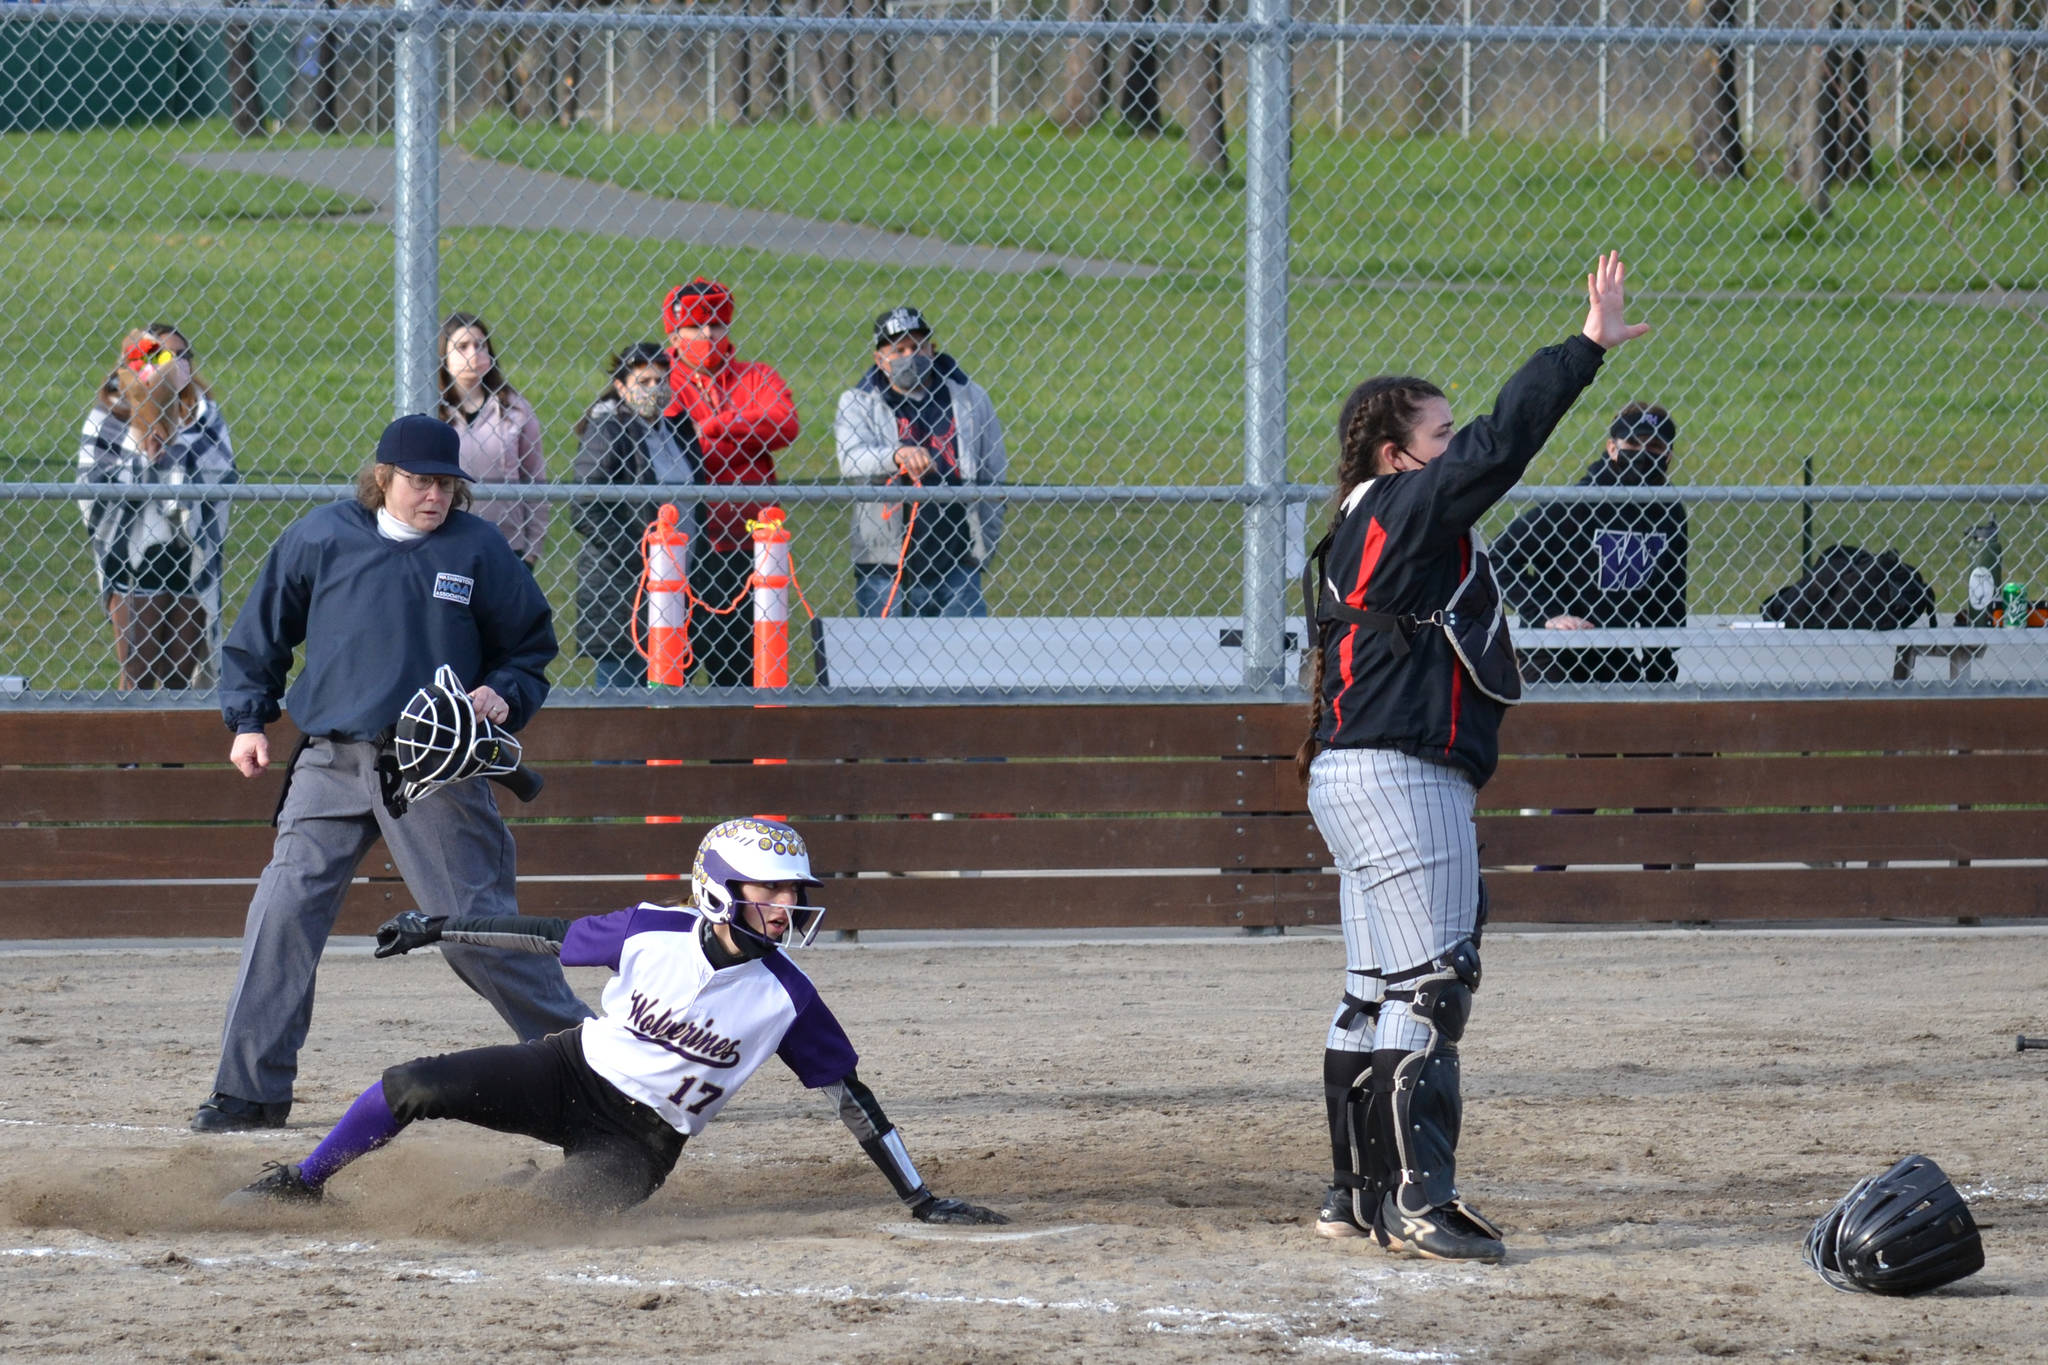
xmin=374 ymin=911 xmax=448 ymax=959
xmin=911 ymin=1193 xmax=1010 ymax=1225
xmin=1580 ymin=250 xmax=1650 ymax=351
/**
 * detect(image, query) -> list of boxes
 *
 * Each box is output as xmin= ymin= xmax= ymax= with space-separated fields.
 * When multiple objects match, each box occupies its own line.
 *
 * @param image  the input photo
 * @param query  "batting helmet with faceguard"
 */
xmin=691 ymin=818 xmax=826 ymax=949
xmin=391 ymin=664 xmax=528 ymax=809
xmin=1803 ymin=1154 xmax=1984 ymax=1295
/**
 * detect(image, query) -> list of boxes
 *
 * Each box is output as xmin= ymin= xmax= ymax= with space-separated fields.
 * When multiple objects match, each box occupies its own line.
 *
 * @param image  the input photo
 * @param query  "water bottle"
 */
xmin=1966 ymin=519 xmax=2002 ymax=626
xmin=2003 ymin=581 xmax=2029 ymax=629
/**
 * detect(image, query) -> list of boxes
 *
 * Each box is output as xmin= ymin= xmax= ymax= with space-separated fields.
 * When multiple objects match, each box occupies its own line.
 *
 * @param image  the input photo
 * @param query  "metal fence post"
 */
xmin=1597 ymin=0 xmax=1609 ymax=145
xmin=393 ymin=0 xmax=442 ymax=418
xmin=1241 ymin=0 xmax=1291 ymax=689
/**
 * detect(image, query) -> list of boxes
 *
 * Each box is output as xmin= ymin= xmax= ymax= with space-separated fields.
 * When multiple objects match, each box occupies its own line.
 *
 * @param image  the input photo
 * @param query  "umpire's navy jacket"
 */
xmin=221 ymin=502 xmax=557 ymax=740
xmin=1313 ymin=335 xmax=1604 ymax=786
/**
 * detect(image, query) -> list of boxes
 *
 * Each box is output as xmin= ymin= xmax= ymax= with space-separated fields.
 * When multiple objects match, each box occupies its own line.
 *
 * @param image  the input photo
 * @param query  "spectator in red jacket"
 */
xmin=662 ymin=278 xmax=800 ymax=686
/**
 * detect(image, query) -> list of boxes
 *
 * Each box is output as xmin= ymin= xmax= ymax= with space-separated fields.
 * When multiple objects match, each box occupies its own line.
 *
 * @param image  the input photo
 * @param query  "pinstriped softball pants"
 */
xmin=1307 ymin=747 xmax=1481 ymax=1056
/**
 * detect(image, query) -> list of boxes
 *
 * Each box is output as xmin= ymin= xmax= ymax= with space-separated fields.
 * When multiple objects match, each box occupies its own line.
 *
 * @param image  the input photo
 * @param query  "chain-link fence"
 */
xmin=4 ymin=1 xmax=2047 ymax=702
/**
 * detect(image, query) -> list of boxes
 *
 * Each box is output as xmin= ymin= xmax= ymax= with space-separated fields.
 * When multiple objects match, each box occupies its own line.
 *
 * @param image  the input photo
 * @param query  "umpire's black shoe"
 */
xmin=1376 ymin=1194 xmax=1507 ymax=1263
xmin=1315 ymin=1185 xmax=1370 ymax=1240
xmin=190 ymin=1092 xmax=292 ymax=1133
xmin=224 ymin=1162 xmax=322 ymax=1207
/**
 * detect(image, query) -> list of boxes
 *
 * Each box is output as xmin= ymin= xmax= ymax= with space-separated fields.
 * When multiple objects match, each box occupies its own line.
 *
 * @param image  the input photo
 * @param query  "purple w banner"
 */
xmin=1593 ymin=530 xmax=1668 ymax=593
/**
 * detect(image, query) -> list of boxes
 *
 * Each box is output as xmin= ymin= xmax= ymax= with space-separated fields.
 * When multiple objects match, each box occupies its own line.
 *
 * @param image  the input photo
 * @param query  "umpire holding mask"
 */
xmin=191 ymin=415 xmax=592 ymax=1133
xmin=1492 ymin=402 xmax=1688 ymax=684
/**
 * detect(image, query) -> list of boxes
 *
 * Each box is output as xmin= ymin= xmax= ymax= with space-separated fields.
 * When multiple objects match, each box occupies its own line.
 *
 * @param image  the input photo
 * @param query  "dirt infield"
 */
xmin=2 ymin=927 xmax=2045 ymax=1363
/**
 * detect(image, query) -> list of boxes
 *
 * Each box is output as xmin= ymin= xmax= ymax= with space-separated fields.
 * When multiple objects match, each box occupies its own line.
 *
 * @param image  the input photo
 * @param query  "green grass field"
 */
xmin=4 ymin=116 xmax=2044 ymax=690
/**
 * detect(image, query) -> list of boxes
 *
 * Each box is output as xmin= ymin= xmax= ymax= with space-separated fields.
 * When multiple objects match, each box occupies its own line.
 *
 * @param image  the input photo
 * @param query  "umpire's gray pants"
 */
xmin=1307 ymin=747 xmax=1480 ymax=1056
xmin=212 ymin=738 xmax=594 ymax=1104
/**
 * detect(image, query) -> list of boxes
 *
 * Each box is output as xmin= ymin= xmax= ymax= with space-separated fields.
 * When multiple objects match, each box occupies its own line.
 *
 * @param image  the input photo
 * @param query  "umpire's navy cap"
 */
xmin=376 ymin=414 xmax=471 ymax=480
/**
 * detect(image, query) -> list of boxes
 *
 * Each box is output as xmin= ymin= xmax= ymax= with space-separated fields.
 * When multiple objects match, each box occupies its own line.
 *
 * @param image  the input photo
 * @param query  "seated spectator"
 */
xmin=76 ymin=327 xmax=237 ymax=689
xmin=660 ymin=278 xmax=799 ymax=687
xmin=570 ymin=342 xmax=700 ymax=690
xmin=438 ymin=311 xmax=548 ymax=567
xmin=834 ymin=306 xmax=1007 ymax=618
xmin=1493 ymin=402 xmax=1687 ymax=684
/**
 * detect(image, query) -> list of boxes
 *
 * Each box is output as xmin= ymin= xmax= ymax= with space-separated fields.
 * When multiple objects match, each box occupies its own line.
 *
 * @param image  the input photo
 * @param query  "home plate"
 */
xmin=882 ymin=1222 xmax=1093 ymax=1242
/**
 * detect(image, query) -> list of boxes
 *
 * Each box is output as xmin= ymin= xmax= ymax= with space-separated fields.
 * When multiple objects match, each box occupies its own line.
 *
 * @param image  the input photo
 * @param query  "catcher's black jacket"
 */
xmin=1313 ymin=335 xmax=1605 ymax=786
xmin=220 ymin=502 xmax=556 ymax=741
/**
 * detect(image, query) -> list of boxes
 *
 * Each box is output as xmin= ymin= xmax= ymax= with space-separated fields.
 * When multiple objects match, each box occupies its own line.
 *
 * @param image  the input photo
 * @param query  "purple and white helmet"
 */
xmin=690 ymin=818 xmax=826 ymax=948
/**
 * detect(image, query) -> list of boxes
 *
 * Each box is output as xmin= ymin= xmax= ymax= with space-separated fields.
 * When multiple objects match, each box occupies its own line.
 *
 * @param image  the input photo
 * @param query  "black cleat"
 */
xmin=1316 ymin=1184 xmax=1370 ymax=1240
xmin=1376 ymin=1193 xmax=1506 ymax=1263
xmin=225 ymin=1161 xmax=322 ymax=1207
xmin=191 ymin=1092 xmax=292 ymax=1133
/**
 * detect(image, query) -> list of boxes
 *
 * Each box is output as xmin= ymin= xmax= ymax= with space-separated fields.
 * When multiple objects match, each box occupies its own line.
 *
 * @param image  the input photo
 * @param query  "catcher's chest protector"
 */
xmin=1442 ymin=531 xmax=1521 ymax=706
xmin=1305 ymin=526 xmax=1523 ymax=706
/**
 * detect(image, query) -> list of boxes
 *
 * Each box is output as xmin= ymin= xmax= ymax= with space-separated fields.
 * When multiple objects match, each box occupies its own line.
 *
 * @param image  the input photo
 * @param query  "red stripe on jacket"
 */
xmin=1444 ymin=536 xmax=1471 ymax=756
xmin=1330 ymin=517 xmax=1388 ymax=734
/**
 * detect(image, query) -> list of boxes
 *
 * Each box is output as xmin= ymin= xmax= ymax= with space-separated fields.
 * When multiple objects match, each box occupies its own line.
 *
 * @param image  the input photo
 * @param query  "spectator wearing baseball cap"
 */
xmin=660 ymin=277 xmax=800 ymax=686
xmin=1492 ymin=400 xmax=1688 ymax=684
xmin=833 ymin=306 xmax=1008 ymax=618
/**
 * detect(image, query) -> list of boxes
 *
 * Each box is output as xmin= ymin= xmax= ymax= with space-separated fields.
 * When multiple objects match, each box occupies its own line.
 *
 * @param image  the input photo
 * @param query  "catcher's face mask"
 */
xmin=393 ymin=664 xmax=523 ymax=806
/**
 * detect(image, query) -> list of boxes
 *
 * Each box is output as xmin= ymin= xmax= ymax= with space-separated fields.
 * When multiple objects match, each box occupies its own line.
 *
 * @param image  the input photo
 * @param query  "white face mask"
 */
xmin=886 ymin=352 xmax=935 ymax=391
xmin=623 ymin=387 xmax=665 ymax=420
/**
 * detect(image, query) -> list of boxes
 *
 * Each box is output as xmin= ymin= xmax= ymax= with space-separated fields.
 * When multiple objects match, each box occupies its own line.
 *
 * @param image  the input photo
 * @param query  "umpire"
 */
xmin=191 ymin=415 xmax=593 ymax=1133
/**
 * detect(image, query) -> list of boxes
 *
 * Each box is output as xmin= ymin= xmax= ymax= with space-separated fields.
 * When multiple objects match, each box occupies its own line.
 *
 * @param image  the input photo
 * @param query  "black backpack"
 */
xmin=1762 ymin=544 xmax=1935 ymax=629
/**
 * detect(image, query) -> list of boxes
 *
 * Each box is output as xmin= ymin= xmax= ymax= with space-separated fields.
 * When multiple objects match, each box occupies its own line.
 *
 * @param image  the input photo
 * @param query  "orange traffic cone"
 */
xmin=639 ymin=504 xmax=691 ymax=688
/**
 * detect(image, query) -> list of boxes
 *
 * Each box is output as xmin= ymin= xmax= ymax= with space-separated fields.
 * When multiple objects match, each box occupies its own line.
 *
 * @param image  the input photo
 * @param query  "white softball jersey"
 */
xmin=563 ymin=905 xmax=859 ymax=1135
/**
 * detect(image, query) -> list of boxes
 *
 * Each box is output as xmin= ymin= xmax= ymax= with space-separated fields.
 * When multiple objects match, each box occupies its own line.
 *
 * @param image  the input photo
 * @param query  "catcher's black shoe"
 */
xmin=191 ymin=1092 xmax=291 ymax=1133
xmin=224 ymin=1162 xmax=322 ymax=1207
xmin=1316 ymin=1185 xmax=1370 ymax=1240
xmin=1376 ymin=1194 xmax=1506 ymax=1263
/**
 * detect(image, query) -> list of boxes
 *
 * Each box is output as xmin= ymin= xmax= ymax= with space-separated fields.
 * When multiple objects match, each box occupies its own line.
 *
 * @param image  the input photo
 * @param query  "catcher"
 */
xmin=227 ymin=819 xmax=1009 ymax=1226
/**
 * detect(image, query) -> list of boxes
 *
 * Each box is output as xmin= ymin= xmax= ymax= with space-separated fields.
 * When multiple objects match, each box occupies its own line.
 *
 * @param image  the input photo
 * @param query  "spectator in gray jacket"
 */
xmin=833 ymin=307 xmax=1006 ymax=618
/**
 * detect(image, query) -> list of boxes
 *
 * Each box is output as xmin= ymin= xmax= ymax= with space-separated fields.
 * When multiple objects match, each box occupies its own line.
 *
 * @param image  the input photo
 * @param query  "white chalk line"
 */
xmin=1958 ymin=1180 xmax=2048 ymax=1203
xmin=0 ymin=1117 xmax=198 ymax=1136
xmin=0 ymin=1233 xmax=1461 ymax=1361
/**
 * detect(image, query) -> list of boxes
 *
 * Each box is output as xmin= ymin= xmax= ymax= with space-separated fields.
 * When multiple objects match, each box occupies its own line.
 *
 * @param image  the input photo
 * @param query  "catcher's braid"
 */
xmin=1295 ymin=376 xmax=1447 ymax=789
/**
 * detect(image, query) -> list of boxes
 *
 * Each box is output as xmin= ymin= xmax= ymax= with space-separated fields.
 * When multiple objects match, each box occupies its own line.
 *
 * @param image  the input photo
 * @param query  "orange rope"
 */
xmin=878 ymin=471 xmax=919 ymax=620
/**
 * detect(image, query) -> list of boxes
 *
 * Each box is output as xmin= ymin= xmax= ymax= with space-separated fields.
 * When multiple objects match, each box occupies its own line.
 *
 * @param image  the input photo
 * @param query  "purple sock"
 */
xmin=298 ymin=1083 xmax=404 ymax=1187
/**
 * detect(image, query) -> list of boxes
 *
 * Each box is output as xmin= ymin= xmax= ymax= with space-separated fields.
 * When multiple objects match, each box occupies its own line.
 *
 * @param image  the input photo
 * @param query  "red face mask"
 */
xmin=673 ymin=334 xmax=733 ymax=375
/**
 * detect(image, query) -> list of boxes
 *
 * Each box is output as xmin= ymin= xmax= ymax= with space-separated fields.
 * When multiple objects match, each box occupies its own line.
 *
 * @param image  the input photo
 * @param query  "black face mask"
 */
xmin=1602 ymin=445 xmax=1669 ymax=487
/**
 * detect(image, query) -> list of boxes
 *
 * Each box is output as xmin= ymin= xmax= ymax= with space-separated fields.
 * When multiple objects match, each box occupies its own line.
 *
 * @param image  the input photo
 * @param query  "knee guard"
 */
xmin=1375 ymin=940 xmax=1482 ymax=1222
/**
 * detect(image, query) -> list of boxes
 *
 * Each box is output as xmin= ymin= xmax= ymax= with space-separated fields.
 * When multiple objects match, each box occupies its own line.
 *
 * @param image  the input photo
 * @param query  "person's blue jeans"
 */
xmin=854 ymin=564 xmax=987 ymax=619
xmin=591 ymin=656 xmax=645 ymax=690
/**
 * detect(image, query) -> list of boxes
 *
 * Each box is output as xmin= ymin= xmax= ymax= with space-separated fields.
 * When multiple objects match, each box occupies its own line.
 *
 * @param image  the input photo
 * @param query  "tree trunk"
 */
xmin=1183 ymin=0 xmax=1227 ymax=174
xmin=1995 ymin=0 xmax=2029 ymax=194
xmin=1401 ymin=0 xmax=1453 ymax=136
xmin=767 ymin=0 xmax=792 ymax=120
xmin=1688 ymin=0 xmax=1746 ymax=180
xmin=849 ymin=0 xmax=883 ymax=118
xmin=734 ymin=0 xmax=758 ymax=124
xmin=309 ymin=8 xmax=338 ymax=135
xmin=225 ymin=21 xmax=266 ymax=136
xmin=805 ymin=0 xmax=857 ymax=122
xmin=1791 ymin=0 xmax=1872 ymax=214
xmin=1117 ymin=0 xmax=1164 ymax=134
xmin=1060 ymin=0 xmax=1110 ymax=131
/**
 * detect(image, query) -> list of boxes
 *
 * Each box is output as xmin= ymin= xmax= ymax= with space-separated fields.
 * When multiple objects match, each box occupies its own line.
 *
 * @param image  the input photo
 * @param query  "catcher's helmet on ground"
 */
xmin=393 ymin=664 xmax=524 ymax=807
xmin=691 ymin=818 xmax=826 ymax=949
xmin=1803 ymin=1154 xmax=1984 ymax=1295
